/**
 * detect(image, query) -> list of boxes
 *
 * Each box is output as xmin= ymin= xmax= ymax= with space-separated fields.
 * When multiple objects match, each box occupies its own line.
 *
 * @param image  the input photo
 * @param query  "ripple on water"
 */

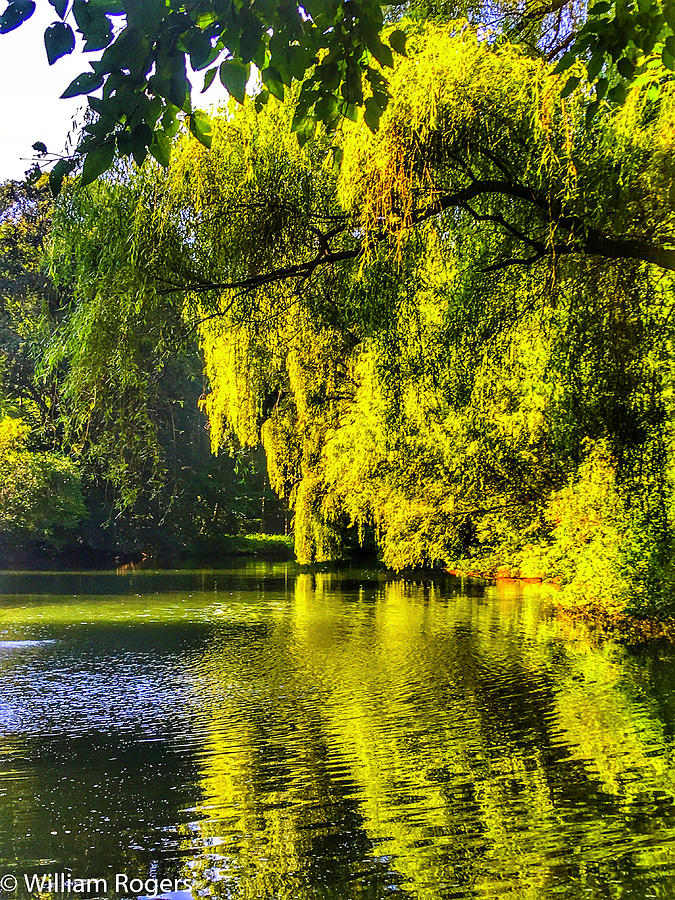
xmin=0 ymin=568 xmax=673 ymax=899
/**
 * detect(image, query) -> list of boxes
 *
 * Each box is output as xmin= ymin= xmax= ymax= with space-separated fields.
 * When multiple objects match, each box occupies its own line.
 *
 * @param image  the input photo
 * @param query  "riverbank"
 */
xmin=185 ymin=533 xmax=294 ymax=560
xmin=0 ymin=533 xmax=295 ymax=570
xmin=550 ymin=601 xmax=675 ymax=643
xmin=446 ymin=561 xmax=675 ymax=643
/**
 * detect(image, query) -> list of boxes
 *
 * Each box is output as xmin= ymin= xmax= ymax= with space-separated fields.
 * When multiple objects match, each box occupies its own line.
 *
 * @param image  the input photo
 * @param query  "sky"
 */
xmin=0 ymin=3 xmax=89 ymax=181
xmin=0 ymin=3 xmax=227 ymax=182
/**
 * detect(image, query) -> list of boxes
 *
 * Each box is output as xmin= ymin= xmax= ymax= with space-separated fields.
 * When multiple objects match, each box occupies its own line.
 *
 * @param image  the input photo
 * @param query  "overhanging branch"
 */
xmin=150 ymin=178 xmax=675 ymax=299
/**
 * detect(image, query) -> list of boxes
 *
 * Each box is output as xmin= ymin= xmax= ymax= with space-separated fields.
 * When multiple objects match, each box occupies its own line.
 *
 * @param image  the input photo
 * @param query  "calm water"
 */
xmin=0 ymin=564 xmax=674 ymax=899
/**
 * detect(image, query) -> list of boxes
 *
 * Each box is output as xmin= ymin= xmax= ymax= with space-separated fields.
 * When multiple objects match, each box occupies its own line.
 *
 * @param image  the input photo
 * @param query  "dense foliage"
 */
xmin=0 ymin=414 xmax=85 ymax=548
xmin=0 ymin=178 xmax=286 ymax=561
xmin=1 ymin=13 xmax=673 ymax=616
xmin=16 ymin=19 xmax=668 ymax=614
xmin=0 ymin=0 xmax=672 ymax=187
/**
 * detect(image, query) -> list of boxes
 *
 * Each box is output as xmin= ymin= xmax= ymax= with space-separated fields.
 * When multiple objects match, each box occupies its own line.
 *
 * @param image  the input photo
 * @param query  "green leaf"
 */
xmin=315 ymin=93 xmax=338 ymax=122
xmin=152 ymin=54 xmax=190 ymax=111
xmin=149 ymin=131 xmax=171 ymax=167
xmin=88 ymin=0 xmax=124 ymax=12
xmin=116 ymin=130 xmax=132 ymax=156
xmin=291 ymin=95 xmax=311 ymax=130
xmin=48 ymin=0 xmax=68 ymax=18
xmin=32 ymin=141 xmax=47 ymax=154
xmin=552 ymin=51 xmax=577 ymax=75
xmin=129 ymin=122 xmax=152 ymax=164
xmin=44 ymin=20 xmax=75 ymax=64
xmin=370 ymin=90 xmax=389 ymax=112
xmin=295 ymin=116 xmax=316 ymax=147
xmin=341 ymin=66 xmax=364 ymax=105
xmin=87 ymin=95 xmax=109 ymax=118
xmin=239 ymin=18 xmax=263 ymax=63
xmin=186 ymin=29 xmax=215 ymax=71
xmin=196 ymin=10 xmax=214 ymax=27
xmin=262 ymin=66 xmax=285 ymax=101
xmin=585 ymin=98 xmax=600 ymax=127
xmin=586 ymin=52 xmax=604 ymax=80
xmin=0 ymin=0 xmax=35 ymax=33
xmin=616 ymin=56 xmax=634 ymax=78
xmin=330 ymin=145 xmax=343 ymax=170
xmin=161 ymin=106 xmax=181 ymax=138
xmin=560 ymin=75 xmax=581 ymax=97
xmin=607 ymin=82 xmax=628 ymax=103
xmin=61 ymin=70 xmax=104 ymax=98
xmin=342 ymin=102 xmax=358 ymax=122
xmin=388 ymin=29 xmax=407 ymax=56
xmin=589 ymin=1 xmax=611 ymax=13
xmin=189 ymin=110 xmax=213 ymax=149
xmin=124 ymin=0 xmax=164 ymax=31
xmin=287 ymin=44 xmax=312 ymax=80
xmin=71 ymin=0 xmax=113 ymax=50
xmin=363 ymin=96 xmax=383 ymax=132
xmin=646 ymin=82 xmax=661 ymax=102
xmin=48 ymin=157 xmax=75 ymax=195
xmin=219 ymin=59 xmax=248 ymax=104
xmin=663 ymin=46 xmax=675 ymax=71
xmin=254 ymin=89 xmax=270 ymax=113
xmin=366 ymin=38 xmax=393 ymax=68
xmin=202 ymin=67 xmax=218 ymax=93
xmin=81 ymin=140 xmax=115 ymax=185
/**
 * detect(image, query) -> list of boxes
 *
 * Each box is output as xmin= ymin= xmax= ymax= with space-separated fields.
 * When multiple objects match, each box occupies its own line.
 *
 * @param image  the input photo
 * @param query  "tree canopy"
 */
xmin=25 ymin=19 xmax=674 ymax=611
xmin=0 ymin=0 xmax=672 ymax=188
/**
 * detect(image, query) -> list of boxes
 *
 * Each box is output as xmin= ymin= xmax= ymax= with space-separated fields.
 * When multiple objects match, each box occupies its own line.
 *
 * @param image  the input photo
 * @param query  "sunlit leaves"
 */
xmin=0 ymin=418 xmax=86 ymax=540
xmin=149 ymin=130 xmax=171 ymax=167
xmin=189 ymin=110 xmax=212 ymax=149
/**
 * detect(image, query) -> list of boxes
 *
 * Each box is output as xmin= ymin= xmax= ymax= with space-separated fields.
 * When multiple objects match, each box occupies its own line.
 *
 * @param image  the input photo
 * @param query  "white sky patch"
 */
xmin=0 ymin=3 xmax=228 ymax=182
xmin=0 ymin=3 xmax=87 ymax=181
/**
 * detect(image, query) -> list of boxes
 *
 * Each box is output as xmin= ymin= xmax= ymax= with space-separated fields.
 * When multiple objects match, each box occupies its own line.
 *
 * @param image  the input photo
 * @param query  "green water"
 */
xmin=0 ymin=564 xmax=674 ymax=899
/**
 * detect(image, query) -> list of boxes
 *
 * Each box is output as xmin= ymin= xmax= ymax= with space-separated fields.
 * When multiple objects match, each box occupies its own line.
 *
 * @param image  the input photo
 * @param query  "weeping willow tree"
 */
xmin=47 ymin=21 xmax=675 ymax=610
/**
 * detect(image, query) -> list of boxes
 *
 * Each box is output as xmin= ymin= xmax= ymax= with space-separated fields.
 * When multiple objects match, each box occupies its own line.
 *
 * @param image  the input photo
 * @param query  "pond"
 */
xmin=0 ymin=563 xmax=673 ymax=899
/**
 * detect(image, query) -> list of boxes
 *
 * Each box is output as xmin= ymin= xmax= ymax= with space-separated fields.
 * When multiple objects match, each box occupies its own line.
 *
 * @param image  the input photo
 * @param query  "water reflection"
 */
xmin=0 ymin=566 xmax=673 ymax=898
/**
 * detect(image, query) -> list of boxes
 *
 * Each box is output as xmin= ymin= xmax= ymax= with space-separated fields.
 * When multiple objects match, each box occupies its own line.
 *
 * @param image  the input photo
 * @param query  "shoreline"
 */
xmin=447 ymin=564 xmax=675 ymax=643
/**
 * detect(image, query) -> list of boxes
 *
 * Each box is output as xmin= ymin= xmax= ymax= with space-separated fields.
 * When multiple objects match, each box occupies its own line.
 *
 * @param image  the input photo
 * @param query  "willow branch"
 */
xmin=152 ymin=179 xmax=675 ymax=299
